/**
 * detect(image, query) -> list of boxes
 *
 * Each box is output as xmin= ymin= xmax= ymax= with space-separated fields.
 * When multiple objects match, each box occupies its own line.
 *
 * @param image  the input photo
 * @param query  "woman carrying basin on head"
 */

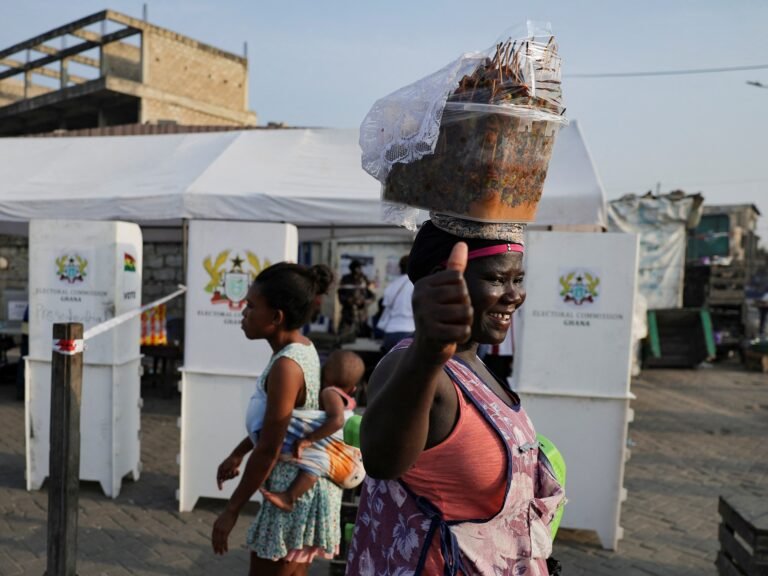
xmin=347 ymin=216 xmax=564 ymax=575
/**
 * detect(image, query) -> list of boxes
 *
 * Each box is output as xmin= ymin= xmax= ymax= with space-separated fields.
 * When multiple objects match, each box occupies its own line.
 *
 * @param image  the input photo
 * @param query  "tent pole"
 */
xmin=328 ymin=225 xmax=338 ymax=331
xmin=328 ymin=225 xmax=335 ymax=266
xmin=182 ymin=219 xmax=189 ymax=285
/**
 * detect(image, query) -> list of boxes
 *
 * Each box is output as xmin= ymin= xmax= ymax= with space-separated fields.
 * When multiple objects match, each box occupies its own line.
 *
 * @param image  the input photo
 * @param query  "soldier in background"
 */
xmin=337 ymin=260 xmax=375 ymax=338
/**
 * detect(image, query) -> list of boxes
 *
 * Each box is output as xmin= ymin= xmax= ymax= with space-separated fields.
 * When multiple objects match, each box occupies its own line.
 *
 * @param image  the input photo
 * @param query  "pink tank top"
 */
xmin=326 ymin=386 xmax=356 ymax=411
xmin=402 ymin=380 xmax=506 ymax=520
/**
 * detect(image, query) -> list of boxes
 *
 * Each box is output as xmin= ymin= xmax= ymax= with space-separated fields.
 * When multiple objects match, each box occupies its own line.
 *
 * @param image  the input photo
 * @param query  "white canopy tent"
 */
xmin=536 ymin=120 xmax=607 ymax=229
xmin=0 ymin=121 xmax=605 ymax=234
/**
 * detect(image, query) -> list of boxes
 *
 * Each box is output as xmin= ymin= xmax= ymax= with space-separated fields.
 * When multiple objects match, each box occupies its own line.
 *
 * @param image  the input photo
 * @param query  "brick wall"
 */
xmin=0 ymin=234 xmax=29 ymax=325
xmin=103 ymin=41 xmax=142 ymax=82
xmin=144 ymin=31 xmax=247 ymax=112
xmin=142 ymin=242 xmax=185 ymax=319
xmin=0 ymin=235 xmax=29 ymax=292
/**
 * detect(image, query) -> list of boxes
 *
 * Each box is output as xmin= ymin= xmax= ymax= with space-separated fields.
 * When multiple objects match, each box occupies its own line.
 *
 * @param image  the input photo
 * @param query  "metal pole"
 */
xmin=46 ymin=323 xmax=84 ymax=576
xmin=24 ymin=48 xmax=30 ymax=98
xmin=182 ymin=218 xmax=189 ymax=284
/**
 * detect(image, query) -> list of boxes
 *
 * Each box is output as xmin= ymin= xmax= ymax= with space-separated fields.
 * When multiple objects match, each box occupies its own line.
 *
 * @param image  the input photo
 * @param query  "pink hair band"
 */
xmin=441 ymin=243 xmax=524 ymax=267
xmin=467 ymin=243 xmax=524 ymax=260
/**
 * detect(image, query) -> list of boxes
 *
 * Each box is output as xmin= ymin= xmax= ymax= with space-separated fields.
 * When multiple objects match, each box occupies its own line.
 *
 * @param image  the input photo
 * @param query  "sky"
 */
xmin=2 ymin=0 xmax=768 ymax=241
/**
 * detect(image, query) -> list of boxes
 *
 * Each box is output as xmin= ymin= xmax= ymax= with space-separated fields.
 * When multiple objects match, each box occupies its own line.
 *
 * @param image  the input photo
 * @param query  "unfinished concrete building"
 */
xmin=0 ymin=10 xmax=257 ymax=135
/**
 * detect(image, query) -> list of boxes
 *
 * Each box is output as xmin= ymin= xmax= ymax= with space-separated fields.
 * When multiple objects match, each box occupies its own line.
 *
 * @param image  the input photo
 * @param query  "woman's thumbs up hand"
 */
xmin=411 ymin=242 xmax=473 ymax=365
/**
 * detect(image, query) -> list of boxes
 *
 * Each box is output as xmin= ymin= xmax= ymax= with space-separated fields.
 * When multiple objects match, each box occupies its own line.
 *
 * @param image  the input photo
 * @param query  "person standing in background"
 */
xmin=378 ymin=255 xmax=415 ymax=353
xmin=301 ymin=265 xmax=335 ymax=336
xmin=337 ymin=260 xmax=374 ymax=338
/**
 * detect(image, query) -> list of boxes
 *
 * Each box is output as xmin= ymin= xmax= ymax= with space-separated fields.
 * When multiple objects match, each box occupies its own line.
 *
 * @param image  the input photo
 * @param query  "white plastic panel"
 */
xmin=513 ymin=231 xmax=639 ymax=398
xmin=177 ymin=370 xmax=263 ymax=512
xmin=26 ymin=220 xmax=142 ymax=498
xmin=519 ymin=393 xmax=632 ymax=550
xmin=179 ymin=221 xmax=296 ymax=511
xmin=26 ymin=359 xmax=141 ymax=498
xmin=184 ymin=220 xmax=298 ymax=374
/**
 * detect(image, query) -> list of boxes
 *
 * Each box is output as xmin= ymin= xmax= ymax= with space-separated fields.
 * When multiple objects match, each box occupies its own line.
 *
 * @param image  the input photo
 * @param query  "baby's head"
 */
xmin=322 ymin=350 xmax=365 ymax=395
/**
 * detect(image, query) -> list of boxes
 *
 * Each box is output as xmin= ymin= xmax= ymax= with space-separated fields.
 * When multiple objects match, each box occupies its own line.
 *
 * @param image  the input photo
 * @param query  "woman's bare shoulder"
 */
xmin=265 ymin=356 xmax=305 ymax=393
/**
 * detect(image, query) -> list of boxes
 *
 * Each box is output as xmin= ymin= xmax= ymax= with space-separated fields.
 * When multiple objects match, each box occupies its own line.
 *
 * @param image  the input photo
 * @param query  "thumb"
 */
xmin=446 ymin=242 xmax=468 ymax=274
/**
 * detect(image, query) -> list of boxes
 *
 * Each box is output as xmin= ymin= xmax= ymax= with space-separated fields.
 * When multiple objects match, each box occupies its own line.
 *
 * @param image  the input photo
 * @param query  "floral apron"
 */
xmin=346 ymin=354 xmax=564 ymax=575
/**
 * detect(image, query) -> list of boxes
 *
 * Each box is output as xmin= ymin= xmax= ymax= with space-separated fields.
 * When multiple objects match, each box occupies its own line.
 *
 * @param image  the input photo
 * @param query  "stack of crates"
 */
xmin=684 ymin=265 xmax=747 ymax=357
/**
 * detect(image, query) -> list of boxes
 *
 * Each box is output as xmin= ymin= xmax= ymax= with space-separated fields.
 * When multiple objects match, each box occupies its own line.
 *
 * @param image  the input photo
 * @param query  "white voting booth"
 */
xmin=178 ymin=220 xmax=298 ymax=511
xmin=512 ymin=231 xmax=639 ymax=550
xmin=25 ymin=220 xmax=143 ymax=498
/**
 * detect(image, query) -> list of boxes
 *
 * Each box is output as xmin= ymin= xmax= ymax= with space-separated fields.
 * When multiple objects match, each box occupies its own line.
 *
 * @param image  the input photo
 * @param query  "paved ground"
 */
xmin=553 ymin=364 xmax=768 ymax=575
xmin=0 ymin=362 xmax=766 ymax=575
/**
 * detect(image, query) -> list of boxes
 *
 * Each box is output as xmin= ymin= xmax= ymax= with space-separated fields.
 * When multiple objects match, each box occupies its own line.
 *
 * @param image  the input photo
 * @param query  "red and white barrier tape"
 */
xmin=52 ymin=338 xmax=85 ymax=355
xmin=82 ymin=285 xmax=187 ymax=341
